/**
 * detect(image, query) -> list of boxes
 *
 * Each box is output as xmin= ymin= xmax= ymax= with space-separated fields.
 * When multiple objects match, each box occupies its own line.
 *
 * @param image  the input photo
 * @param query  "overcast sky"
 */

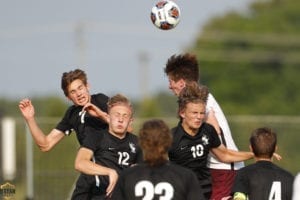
xmin=1 ymin=0 xmax=254 ymax=100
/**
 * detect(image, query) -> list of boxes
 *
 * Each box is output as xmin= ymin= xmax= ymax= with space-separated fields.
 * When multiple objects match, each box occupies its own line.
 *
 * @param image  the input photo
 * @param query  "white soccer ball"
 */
xmin=150 ymin=0 xmax=181 ymax=30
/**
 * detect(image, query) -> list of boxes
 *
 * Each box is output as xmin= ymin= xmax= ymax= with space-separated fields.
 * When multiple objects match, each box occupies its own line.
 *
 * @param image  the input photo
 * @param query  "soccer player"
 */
xmin=18 ymin=68 xmax=109 ymax=150
xmin=232 ymin=127 xmax=294 ymax=200
xmin=72 ymin=94 xmax=143 ymax=199
xmin=164 ymin=53 xmax=244 ymax=200
xmin=18 ymin=69 xmax=120 ymax=191
xmin=168 ymin=83 xmax=254 ymax=199
xmin=112 ymin=119 xmax=205 ymax=200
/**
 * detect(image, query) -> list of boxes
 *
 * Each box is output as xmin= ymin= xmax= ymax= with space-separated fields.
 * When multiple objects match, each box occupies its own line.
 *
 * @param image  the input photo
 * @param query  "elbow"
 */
xmin=38 ymin=145 xmax=52 ymax=152
xmin=74 ymin=159 xmax=84 ymax=173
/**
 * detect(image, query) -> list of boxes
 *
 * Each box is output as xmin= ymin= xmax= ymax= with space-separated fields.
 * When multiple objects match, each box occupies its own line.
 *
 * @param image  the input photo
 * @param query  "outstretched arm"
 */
xmin=75 ymin=147 xmax=119 ymax=197
xmin=211 ymin=144 xmax=254 ymax=163
xmin=19 ymin=98 xmax=64 ymax=152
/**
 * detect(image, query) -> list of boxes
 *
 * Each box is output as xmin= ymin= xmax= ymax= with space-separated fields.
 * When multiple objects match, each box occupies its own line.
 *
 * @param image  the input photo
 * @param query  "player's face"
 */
xmin=180 ymin=102 xmax=206 ymax=135
xmin=67 ymin=79 xmax=90 ymax=106
xmin=168 ymin=77 xmax=186 ymax=96
xmin=108 ymin=105 xmax=132 ymax=138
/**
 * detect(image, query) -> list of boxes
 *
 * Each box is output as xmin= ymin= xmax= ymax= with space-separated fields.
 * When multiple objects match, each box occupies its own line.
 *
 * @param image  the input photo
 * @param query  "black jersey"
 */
xmin=232 ymin=161 xmax=294 ymax=200
xmin=71 ymin=128 xmax=143 ymax=199
xmin=112 ymin=162 xmax=205 ymax=200
xmin=55 ymin=93 xmax=109 ymax=145
xmin=168 ymin=122 xmax=221 ymax=199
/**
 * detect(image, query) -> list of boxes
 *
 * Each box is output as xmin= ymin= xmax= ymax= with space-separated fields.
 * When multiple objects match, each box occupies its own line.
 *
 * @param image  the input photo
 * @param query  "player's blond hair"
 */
xmin=107 ymin=94 xmax=133 ymax=114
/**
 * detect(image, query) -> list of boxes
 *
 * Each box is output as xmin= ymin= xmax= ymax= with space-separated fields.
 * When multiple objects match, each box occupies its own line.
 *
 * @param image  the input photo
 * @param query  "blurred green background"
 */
xmin=1 ymin=0 xmax=299 ymax=199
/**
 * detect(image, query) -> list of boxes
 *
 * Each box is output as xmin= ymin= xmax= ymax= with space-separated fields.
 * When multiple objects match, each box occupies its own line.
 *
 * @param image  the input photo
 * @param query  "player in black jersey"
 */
xmin=18 ymin=69 xmax=121 ymax=194
xmin=112 ymin=119 xmax=205 ymax=200
xmin=232 ymin=127 xmax=294 ymax=200
xmin=72 ymin=94 xmax=143 ymax=199
xmin=168 ymin=83 xmax=254 ymax=199
xmin=19 ymin=68 xmax=109 ymax=150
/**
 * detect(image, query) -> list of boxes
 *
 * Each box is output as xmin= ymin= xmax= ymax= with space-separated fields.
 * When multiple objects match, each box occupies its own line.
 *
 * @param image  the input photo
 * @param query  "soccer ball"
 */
xmin=150 ymin=0 xmax=181 ymax=30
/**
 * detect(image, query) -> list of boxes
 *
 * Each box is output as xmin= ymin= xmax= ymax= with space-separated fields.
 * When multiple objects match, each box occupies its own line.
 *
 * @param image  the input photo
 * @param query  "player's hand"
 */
xmin=19 ymin=98 xmax=35 ymax=119
xmin=82 ymin=102 xmax=109 ymax=123
xmin=273 ymin=152 xmax=282 ymax=161
xmin=106 ymin=169 xmax=118 ymax=197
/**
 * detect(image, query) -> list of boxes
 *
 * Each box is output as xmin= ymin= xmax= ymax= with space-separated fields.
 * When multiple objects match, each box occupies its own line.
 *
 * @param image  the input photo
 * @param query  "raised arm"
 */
xmin=19 ymin=98 xmax=64 ymax=152
xmin=82 ymin=102 xmax=109 ymax=123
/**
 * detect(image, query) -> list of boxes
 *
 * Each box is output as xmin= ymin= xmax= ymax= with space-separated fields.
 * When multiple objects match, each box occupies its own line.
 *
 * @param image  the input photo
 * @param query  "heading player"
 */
xmin=164 ymin=53 xmax=244 ymax=200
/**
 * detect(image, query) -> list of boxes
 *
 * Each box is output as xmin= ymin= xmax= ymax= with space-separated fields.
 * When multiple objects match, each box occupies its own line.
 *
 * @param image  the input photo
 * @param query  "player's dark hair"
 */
xmin=250 ymin=127 xmax=277 ymax=158
xmin=177 ymin=82 xmax=209 ymax=118
xmin=138 ymin=119 xmax=172 ymax=167
xmin=107 ymin=94 xmax=133 ymax=114
xmin=61 ymin=69 xmax=88 ymax=97
xmin=164 ymin=53 xmax=200 ymax=83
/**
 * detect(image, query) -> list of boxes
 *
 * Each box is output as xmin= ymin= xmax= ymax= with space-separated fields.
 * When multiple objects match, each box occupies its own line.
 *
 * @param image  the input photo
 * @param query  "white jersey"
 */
xmin=206 ymin=93 xmax=244 ymax=170
xmin=292 ymin=173 xmax=300 ymax=200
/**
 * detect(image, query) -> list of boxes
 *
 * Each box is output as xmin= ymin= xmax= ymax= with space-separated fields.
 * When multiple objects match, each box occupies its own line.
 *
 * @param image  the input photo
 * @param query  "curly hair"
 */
xmin=177 ymin=82 xmax=209 ymax=115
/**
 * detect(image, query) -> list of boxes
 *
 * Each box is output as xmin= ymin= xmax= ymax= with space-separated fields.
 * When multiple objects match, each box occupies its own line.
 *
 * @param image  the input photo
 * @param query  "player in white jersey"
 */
xmin=164 ymin=53 xmax=244 ymax=199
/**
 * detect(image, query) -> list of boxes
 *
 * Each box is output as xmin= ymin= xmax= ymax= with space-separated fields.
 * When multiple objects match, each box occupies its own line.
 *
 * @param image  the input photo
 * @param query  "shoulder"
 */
xmin=91 ymin=93 xmax=109 ymax=107
xmin=64 ymin=104 xmax=80 ymax=115
xmin=126 ymin=132 xmax=138 ymax=140
xmin=201 ymin=122 xmax=218 ymax=136
xmin=202 ymin=122 xmax=215 ymax=130
xmin=273 ymin=164 xmax=294 ymax=179
xmin=92 ymin=93 xmax=109 ymax=101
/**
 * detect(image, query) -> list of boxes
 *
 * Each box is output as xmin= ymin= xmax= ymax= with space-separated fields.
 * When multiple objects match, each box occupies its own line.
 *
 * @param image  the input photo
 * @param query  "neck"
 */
xmin=181 ymin=123 xmax=198 ymax=136
xmin=255 ymin=157 xmax=272 ymax=162
xmin=109 ymin=131 xmax=126 ymax=139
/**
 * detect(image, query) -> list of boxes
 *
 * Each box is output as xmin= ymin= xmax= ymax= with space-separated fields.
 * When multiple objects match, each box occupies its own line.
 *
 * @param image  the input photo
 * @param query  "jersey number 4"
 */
xmin=135 ymin=180 xmax=174 ymax=200
xmin=269 ymin=181 xmax=281 ymax=200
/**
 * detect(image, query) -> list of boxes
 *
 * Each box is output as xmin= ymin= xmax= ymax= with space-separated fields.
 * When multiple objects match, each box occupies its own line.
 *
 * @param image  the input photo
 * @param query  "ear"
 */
xmin=178 ymin=79 xmax=186 ymax=88
xmin=179 ymin=109 xmax=185 ymax=119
